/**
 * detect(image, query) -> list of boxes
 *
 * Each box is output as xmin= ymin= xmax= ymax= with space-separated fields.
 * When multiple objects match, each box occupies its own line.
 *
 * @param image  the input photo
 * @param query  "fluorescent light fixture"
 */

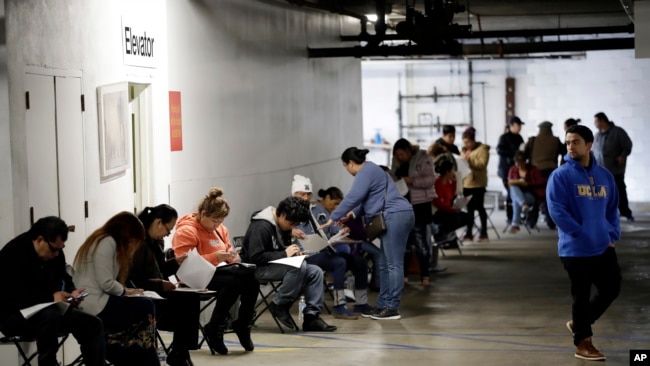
xmin=366 ymin=14 xmax=378 ymax=22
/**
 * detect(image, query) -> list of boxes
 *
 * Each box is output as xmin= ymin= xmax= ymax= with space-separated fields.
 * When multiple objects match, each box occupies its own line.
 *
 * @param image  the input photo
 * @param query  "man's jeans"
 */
xmin=510 ymin=186 xmax=535 ymax=226
xmin=376 ymin=210 xmax=415 ymax=310
xmin=256 ymin=261 xmax=324 ymax=316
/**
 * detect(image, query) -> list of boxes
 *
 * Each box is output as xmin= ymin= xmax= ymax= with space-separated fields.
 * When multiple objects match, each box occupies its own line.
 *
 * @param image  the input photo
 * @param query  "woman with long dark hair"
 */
xmin=73 ymin=211 xmax=159 ymax=366
xmin=320 ymin=147 xmax=414 ymax=320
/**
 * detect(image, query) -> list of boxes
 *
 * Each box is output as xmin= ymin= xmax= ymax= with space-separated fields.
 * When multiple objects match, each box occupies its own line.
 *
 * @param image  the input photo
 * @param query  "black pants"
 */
xmin=154 ymin=291 xmax=201 ymax=350
xmin=614 ymin=173 xmax=632 ymax=218
xmin=561 ymin=247 xmax=621 ymax=346
xmin=464 ymin=187 xmax=487 ymax=237
xmin=0 ymin=307 xmax=105 ymax=366
xmin=404 ymin=223 xmax=431 ymax=278
xmin=207 ymin=269 xmax=260 ymax=326
xmin=432 ymin=210 xmax=472 ymax=235
xmin=538 ymin=168 xmax=555 ymax=228
xmin=502 ymin=179 xmax=513 ymax=223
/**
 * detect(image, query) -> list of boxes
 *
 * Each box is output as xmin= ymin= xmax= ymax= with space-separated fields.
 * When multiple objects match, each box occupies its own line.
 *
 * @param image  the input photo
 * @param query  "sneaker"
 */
xmin=626 ymin=215 xmax=635 ymax=222
xmin=353 ymin=304 xmax=373 ymax=315
xmin=565 ymin=320 xmax=574 ymax=335
xmin=477 ymin=236 xmax=489 ymax=243
xmin=522 ymin=204 xmax=530 ymax=214
xmin=360 ymin=306 xmax=382 ymax=318
xmin=302 ymin=315 xmax=337 ymax=332
xmin=166 ymin=348 xmax=193 ymax=366
xmin=461 ymin=235 xmax=473 ymax=242
xmin=575 ymin=337 xmax=606 ymax=361
xmin=510 ymin=226 xmax=520 ymax=234
xmin=370 ymin=308 xmax=401 ymax=320
xmin=332 ymin=304 xmax=358 ymax=320
xmin=268 ymin=302 xmax=296 ymax=330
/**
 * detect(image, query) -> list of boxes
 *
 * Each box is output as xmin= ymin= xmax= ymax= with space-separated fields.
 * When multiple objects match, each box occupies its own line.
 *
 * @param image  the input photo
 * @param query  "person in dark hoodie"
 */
xmin=497 ymin=116 xmax=525 ymax=224
xmin=241 ymin=196 xmax=336 ymax=332
xmin=547 ymin=125 xmax=621 ymax=362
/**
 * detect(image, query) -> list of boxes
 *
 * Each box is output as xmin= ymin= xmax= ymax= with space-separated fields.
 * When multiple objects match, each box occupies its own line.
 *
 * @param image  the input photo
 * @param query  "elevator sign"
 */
xmin=122 ymin=17 xmax=157 ymax=68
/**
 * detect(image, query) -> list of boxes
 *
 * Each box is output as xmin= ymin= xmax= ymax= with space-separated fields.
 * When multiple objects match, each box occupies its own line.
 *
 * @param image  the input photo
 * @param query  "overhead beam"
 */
xmin=308 ymin=37 xmax=634 ymax=58
xmin=339 ymin=24 xmax=634 ymax=42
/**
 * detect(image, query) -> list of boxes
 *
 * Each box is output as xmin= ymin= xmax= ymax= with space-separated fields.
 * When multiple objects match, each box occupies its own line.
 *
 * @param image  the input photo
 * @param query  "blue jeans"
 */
xmin=256 ymin=262 xmax=324 ymax=316
xmin=510 ymin=186 xmax=536 ymax=226
xmin=376 ymin=210 xmax=415 ymax=310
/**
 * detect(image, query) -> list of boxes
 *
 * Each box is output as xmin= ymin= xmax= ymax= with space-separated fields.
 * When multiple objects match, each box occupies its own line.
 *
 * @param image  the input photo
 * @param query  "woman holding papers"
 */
xmin=172 ymin=187 xmax=259 ymax=355
xmin=73 ymin=212 xmax=159 ymax=365
xmin=461 ymin=127 xmax=491 ymax=242
xmin=432 ymin=157 xmax=472 ymax=238
xmin=130 ymin=204 xmax=200 ymax=366
xmin=321 ymin=147 xmax=414 ymax=320
xmin=391 ymin=138 xmax=436 ymax=287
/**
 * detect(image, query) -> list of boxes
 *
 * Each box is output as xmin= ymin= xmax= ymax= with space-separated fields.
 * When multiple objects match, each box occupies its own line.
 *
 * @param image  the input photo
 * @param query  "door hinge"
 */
xmin=25 ymin=91 xmax=30 ymax=110
xmin=81 ymin=94 xmax=85 ymax=112
xmin=84 ymin=201 xmax=89 ymax=218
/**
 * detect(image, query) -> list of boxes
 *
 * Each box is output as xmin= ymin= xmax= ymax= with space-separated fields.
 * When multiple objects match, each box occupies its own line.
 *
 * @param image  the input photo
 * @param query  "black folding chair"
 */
xmin=0 ymin=333 xmax=84 ymax=366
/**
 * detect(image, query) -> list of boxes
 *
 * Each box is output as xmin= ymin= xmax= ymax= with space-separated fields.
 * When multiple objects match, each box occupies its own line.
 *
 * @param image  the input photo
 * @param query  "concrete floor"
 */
xmin=161 ymin=210 xmax=650 ymax=366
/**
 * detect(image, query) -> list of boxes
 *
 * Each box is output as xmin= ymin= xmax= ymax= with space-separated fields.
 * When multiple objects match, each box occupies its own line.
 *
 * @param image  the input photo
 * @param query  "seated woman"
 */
xmin=172 ymin=187 xmax=259 ymax=355
xmin=295 ymin=187 xmax=373 ymax=319
xmin=129 ymin=204 xmax=200 ymax=366
xmin=432 ymin=158 xmax=472 ymax=240
xmin=73 ymin=212 xmax=159 ymax=366
xmin=507 ymin=151 xmax=545 ymax=232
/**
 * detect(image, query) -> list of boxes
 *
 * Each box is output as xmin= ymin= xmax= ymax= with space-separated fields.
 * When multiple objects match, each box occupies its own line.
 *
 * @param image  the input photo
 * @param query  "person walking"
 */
xmin=547 ymin=125 xmax=621 ymax=361
xmin=592 ymin=112 xmax=634 ymax=222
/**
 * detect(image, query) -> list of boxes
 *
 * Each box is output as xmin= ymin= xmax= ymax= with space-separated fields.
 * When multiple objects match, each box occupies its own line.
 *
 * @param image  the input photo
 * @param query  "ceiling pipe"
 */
xmin=339 ymin=24 xmax=634 ymax=42
xmin=285 ymin=0 xmax=367 ymax=22
xmin=307 ymin=37 xmax=634 ymax=58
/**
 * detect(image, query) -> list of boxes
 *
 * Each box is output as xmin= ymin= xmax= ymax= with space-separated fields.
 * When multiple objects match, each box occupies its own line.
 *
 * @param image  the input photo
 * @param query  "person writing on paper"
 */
xmin=391 ymin=138 xmax=436 ymax=287
xmin=0 ymin=216 xmax=105 ymax=366
xmin=241 ymin=197 xmax=336 ymax=332
xmin=130 ymin=204 xmax=200 ymax=366
xmin=172 ymin=187 xmax=259 ymax=355
xmin=320 ymin=147 xmax=414 ymax=320
xmin=507 ymin=151 xmax=545 ymax=233
xmin=73 ymin=212 xmax=158 ymax=365
xmin=432 ymin=158 xmax=472 ymax=239
xmin=294 ymin=186 xmax=373 ymax=319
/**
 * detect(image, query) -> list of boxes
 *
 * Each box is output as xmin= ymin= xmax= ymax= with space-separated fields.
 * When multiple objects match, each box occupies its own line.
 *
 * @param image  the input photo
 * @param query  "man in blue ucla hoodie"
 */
xmin=547 ymin=125 xmax=621 ymax=361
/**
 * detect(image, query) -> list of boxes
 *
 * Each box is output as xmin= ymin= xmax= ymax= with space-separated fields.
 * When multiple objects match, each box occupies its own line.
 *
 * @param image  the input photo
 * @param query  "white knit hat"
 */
xmin=291 ymin=175 xmax=312 ymax=195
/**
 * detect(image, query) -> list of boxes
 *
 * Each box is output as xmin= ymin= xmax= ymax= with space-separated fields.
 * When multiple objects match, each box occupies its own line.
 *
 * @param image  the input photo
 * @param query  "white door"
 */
xmin=25 ymin=73 xmax=87 ymax=255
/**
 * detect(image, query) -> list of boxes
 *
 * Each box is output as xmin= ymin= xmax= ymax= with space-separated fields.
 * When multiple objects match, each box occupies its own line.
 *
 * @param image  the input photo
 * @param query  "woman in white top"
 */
xmin=73 ymin=211 xmax=159 ymax=366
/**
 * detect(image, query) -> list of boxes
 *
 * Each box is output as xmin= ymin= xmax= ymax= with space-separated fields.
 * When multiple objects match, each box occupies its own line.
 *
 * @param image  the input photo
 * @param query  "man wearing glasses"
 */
xmin=0 ymin=216 xmax=106 ymax=366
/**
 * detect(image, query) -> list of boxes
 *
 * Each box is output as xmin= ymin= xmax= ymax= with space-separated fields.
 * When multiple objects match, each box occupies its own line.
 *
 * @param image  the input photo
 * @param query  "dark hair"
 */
xmin=341 ymin=147 xmax=369 ymax=164
xmin=29 ymin=216 xmax=69 ymax=242
xmin=392 ymin=138 xmax=413 ymax=156
xmin=276 ymin=197 xmax=310 ymax=224
xmin=428 ymin=142 xmax=448 ymax=157
xmin=566 ymin=125 xmax=594 ymax=144
xmin=74 ymin=211 xmax=145 ymax=284
xmin=378 ymin=165 xmax=390 ymax=172
xmin=434 ymin=158 xmax=455 ymax=176
xmin=514 ymin=150 xmax=527 ymax=162
xmin=198 ymin=187 xmax=230 ymax=218
xmin=594 ymin=112 xmax=610 ymax=123
xmin=138 ymin=204 xmax=178 ymax=233
xmin=318 ymin=187 xmax=343 ymax=200
xmin=442 ymin=125 xmax=456 ymax=135
xmin=461 ymin=127 xmax=476 ymax=141
xmin=564 ymin=118 xmax=581 ymax=128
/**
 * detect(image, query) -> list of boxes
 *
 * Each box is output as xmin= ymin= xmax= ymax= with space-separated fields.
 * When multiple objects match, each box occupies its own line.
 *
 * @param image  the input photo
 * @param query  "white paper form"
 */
xmin=269 ymin=255 xmax=307 ymax=268
xmin=176 ymin=249 xmax=216 ymax=289
xmin=20 ymin=302 xmax=69 ymax=320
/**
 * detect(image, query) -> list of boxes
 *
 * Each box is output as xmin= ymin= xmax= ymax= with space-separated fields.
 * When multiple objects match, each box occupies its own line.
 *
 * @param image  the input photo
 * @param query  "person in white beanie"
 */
xmin=291 ymin=175 xmax=313 ymax=239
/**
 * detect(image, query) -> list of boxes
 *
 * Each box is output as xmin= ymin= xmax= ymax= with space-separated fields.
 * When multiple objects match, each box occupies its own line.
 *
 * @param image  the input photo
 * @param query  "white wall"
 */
xmin=166 ymin=0 xmax=363 ymax=236
xmin=0 ymin=45 xmax=13 ymax=245
xmin=362 ymin=51 xmax=650 ymax=205
xmin=5 ymin=0 xmax=170 ymax=239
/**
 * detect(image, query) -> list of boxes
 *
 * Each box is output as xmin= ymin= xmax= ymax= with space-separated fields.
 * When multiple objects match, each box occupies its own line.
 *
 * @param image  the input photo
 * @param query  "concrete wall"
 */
xmin=166 ymin=0 xmax=363 ymax=236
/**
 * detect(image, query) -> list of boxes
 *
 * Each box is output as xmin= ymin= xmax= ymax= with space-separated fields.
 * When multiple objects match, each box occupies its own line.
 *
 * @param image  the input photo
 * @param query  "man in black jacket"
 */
xmin=497 ymin=116 xmax=525 ymax=224
xmin=435 ymin=124 xmax=461 ymax=155
xmin=241 ymin=197 xmax=336 ymax=332
xmin=0 ymin=217 xmax=105 ymax=366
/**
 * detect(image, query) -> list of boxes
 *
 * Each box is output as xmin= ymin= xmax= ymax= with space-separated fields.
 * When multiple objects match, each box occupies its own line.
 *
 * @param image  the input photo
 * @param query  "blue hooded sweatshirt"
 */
xmin=546 ymin=152 xmax=620 ymax=257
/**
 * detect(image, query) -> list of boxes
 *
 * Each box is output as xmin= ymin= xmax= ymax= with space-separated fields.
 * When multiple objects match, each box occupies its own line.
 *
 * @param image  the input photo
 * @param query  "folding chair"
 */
xmin=502 ymin=203 xmax=541 ymax=235
xmin=435 ymin=232 xmax=463 ymax=257
xmin=252 ymin=280 xmax=298 ymax=333
xmin=474 ymin=191 xmax=501 ymax=239
xmin=0 ymin=333 xmax=81 ymax=366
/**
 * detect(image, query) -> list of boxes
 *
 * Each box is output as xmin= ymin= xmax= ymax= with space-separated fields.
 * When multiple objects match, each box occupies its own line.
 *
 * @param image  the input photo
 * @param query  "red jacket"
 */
xmin=507 ymin=163 xmax=545 ymax=198
xmin=433 ymin=178 xmax=457 ymax=212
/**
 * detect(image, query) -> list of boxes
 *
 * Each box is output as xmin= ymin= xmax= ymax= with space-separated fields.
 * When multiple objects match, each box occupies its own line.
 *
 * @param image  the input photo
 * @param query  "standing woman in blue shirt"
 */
xmin=320 ymin=147 xmax=414 ymax=320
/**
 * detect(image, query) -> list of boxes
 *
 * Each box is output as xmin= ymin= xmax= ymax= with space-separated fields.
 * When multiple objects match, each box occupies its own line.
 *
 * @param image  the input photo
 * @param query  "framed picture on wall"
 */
xmin=97 ymin=82 xmax=130 ymax=183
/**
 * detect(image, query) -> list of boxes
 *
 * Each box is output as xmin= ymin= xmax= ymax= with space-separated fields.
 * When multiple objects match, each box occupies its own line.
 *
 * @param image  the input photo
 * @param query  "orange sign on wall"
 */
xmin=169 ymin=91 xmax=183 ymax=151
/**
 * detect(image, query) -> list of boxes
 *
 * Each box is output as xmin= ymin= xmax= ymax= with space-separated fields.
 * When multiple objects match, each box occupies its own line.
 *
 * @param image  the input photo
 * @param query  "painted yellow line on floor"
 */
xmin=255 ymin=347 xmax=302 ymax=353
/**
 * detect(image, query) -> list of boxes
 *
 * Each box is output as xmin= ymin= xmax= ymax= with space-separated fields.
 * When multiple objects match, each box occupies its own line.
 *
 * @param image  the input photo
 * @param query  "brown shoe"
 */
xmin=575 ymin=337 xmax=606 ymax=361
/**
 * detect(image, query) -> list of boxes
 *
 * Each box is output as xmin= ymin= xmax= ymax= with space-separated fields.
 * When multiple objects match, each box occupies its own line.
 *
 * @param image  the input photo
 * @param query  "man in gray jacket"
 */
xmin=592 ymin=112 xmax=634 ymax=221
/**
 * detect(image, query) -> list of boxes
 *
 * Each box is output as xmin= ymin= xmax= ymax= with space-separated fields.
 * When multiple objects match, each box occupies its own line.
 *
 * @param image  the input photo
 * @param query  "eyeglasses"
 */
xmin=47 ymin=241 xmax=65 ymax=254
xmin=163 ymin=224 xmax=175 ymax=236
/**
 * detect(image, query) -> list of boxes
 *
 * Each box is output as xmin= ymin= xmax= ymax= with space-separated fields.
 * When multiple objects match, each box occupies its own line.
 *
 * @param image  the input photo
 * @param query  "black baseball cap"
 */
xmin=508 ymin=116 xmax=525 ymax=125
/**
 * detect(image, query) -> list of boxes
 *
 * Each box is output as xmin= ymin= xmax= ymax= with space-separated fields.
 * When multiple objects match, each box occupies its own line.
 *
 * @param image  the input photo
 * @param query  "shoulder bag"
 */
xmin=365 ymin=173 xmax=389 ymax=241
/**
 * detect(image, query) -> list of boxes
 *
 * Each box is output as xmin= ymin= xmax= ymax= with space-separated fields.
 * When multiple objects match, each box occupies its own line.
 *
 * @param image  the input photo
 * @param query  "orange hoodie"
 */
xmin=171 ymin=213 xmax=239 ymax=266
